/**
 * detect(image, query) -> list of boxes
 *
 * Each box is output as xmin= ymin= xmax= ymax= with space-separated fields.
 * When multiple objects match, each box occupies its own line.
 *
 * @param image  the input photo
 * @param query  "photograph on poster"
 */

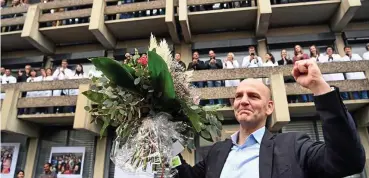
xmin=1 ymin=143 xmax=20 ymax=178
xmin=49 ymin=147 xmax=85 ymax=178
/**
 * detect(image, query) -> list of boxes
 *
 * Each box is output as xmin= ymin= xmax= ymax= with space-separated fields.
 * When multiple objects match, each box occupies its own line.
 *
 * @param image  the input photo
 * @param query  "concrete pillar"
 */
xmin=73 ymin=84 xmax=102 ymax=135
xmin=1 ymin=88 xmax=39 ymax=137
xmin=255 ymin=0 xmax=271 ymax=37
xmin=107 ymin=50 xmax=115 ymax=58
xmin=24 ymin=138 xmax=39 ymax=178
xmin=257 ymin=39 xmax=268 ymax=62
xmin=335 ymin=33 xmax=346 ymax=57
xmin=93 ymin=137 xmax=108 ymax=178
xmin=269 ymin=73 xmax=290 ymax=131
xmin=357 ymin=127 xmax=369 ymax=177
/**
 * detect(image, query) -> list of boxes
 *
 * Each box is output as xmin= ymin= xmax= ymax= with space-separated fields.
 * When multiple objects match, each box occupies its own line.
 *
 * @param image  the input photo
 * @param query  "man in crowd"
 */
xmin=174 ymin=52 xmax=186 ymax=71
xmin=1 ymin=69 xmax=17 ymax=84
xmin=341 ymin=46 xmax=368 ymax=99
xmin=52 ymin=59 xmax=73 ymax=112
xmin=187 ymin=51 xmax=206 ymax=87
xmin=241 ymin=46 xmax=263 ymax=68
xmin=17 ymin=64 xmax=31 ymax=82
xmin=176 ymin=59 xmax=365 ymax=178
xmin=205 ymin=50 xmax=223 ymax=105
xmin=40 ymin=163 xmax=57 ymax=178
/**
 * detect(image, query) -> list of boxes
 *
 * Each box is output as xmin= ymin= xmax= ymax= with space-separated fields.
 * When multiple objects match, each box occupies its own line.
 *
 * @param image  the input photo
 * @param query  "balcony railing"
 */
xmin=0 ymin=5 xmax=28 ymax=32
xmin=1 ymin=61 xmax=369 ymax=137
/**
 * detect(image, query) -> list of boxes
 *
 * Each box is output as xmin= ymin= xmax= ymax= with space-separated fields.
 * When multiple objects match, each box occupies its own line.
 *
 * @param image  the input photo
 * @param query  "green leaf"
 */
xmin=91 ymin=57 xmax=139 ymax=94
xmin=181 ymin=102 xmax=202 ymax=132
xmin=82 ymin=90 xmax=107 ymax=104
xmin=216 ymin=112 xmax=224 ymax=121
xmin=84 ymin=106 xmax=90 ymax=111
xmin=147 ymin=51 xmax=176 ymax=100
xmin=100 ymin=118 xmax=110 ymax=136
xmin=200 ymin=129 xmax=213 ymax=142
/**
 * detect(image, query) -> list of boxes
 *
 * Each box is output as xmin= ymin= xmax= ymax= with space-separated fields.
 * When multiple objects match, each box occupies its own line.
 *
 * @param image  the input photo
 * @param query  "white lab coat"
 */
xmin=26 ymin=77 xmax=41 ymax=98
xmin=241 ymin=55 xmax=263 ymax=68
xmin=363 ymin=51 xmax=369 ymax=60
xmin=319 ymin=54 xmax=345 ymax=81
xmin=341 ymin=54 xmax=366 ymax=80
xmin=1 ymin=75 xmax=17 ymax=100
xmin=263 ymin=60 xmax=278 ymax=85
xmin=223 ymin=60 xmax=240 ymax=87
xmin=69 ymin=73 xmax=88 ymax=95
xmin=52 ymin=67 xmax=73 ymax=96
xmin=38 ymin=76 xmax=54 ymax=97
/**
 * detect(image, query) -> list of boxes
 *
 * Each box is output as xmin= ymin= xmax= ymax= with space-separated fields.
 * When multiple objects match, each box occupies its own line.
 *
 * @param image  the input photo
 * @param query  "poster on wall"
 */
xmin=49 ymin=147 xmax=85 ymax=178
xmin=1 ymin=143 xmax=20 ymax=178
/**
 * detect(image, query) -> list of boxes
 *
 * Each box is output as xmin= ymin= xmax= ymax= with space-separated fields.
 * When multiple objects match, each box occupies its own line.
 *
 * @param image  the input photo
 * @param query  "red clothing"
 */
xmin=292 ymin=53 xmax=309 ymax=64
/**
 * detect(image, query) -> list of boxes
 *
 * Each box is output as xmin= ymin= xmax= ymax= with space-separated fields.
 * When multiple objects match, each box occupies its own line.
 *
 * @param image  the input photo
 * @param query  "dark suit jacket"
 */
xmin=205 ymin=58 xmax=223 ymax=70
xmin=187 ymin=60 xmax=206 ymax=71
xmin=277 ymin=58 xmax=293 ymax=66
xmin=177 ymin=89 xmax=365 ymax=178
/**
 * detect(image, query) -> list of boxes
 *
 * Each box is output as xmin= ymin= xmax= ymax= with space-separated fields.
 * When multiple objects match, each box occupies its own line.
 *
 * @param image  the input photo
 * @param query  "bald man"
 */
xmin=176 ymin=59 xmax=365 ymax=178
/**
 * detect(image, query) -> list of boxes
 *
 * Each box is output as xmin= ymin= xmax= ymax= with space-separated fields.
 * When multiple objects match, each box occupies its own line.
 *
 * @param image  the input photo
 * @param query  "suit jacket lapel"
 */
xmin=259 ymin=130 xmax=275 ymax=178
xmin=213 ymin=139 xmax=233 ymax=178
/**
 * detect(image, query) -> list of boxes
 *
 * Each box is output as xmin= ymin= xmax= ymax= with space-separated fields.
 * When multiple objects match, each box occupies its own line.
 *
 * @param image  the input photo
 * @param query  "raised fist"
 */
xmin=292 ymin=59 xmax=331 ymax=95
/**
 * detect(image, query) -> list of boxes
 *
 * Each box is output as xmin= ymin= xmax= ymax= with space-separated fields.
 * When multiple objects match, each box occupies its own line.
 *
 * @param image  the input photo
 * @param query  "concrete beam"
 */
xmin=257 ymin=39 xmax=268 ymax=62
xmin=24 ymin=138 xmax=39 ymax=178
xmin=178 ymin=0 xmax=191 ymax=43
xmin=21 ymin=4 xmax=55 ymax=54
xmin=269 ymin=73 xmax=290 ymax=131
xmin=335 ymin=33 xmax=346 ymax=57
xmin=330 ymin=0 xmax=361 ymax=32
xmin=165 ymin=0 xmax=180 ymax=44
xmin=1 ymin=89 xmax=39 ymax=137
xmin=73 ymin=84 xmax=102 ymax=135
xmin=89 ymin=0 xmax=116 ymax=49
xmin=255 ymin=0 xmax=272 ymax=37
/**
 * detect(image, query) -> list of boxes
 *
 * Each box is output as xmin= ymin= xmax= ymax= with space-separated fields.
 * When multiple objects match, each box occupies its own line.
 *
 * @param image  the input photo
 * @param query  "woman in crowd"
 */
xmin=293 ymin=45 xmax=311 ymax=102
xmin=292 ymin=45 xmax=309 ymax=64
xmin=278 ymin=49 xmax=293 ymax=65
xmin=223 ymin=52 xmax=240 ymax=106
xmin=309 ymin=45 xmax=321 ymax=62
xmin=16 ymin=170 xmax=24 ymax=178
xmin=38 ymin=68 xmax=54 ymax=113
xmin=263 ymin=52 xmax=278 ymax=67
xmin=26 ymin=69 xmax=40 ymax=114
xmin=69 ymin=64 xmax=87 ymax=96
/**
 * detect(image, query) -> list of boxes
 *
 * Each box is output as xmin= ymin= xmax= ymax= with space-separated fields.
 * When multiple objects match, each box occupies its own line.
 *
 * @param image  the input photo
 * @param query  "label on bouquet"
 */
xmin=172 ymin=141 xmax=184 ymax=156
xmin=171 ymin=156 xmax=182 ymax=168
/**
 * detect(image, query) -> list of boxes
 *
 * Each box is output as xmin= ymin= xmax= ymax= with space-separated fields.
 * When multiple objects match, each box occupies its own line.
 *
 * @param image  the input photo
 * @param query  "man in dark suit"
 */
xmin=177 ymin=59 xmax=365 ymax=178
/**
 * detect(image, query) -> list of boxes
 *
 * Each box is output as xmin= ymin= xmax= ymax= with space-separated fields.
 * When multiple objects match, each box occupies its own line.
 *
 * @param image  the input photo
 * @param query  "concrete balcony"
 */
xmin=1 ymin=61 xmax=368 ymax=137
xmin=0 ymin=0 xmax=179 ymax=53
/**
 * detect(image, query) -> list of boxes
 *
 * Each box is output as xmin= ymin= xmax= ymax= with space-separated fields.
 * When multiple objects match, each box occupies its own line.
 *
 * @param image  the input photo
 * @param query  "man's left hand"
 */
xmin=292 ymin=59 xmax=331 ymax=96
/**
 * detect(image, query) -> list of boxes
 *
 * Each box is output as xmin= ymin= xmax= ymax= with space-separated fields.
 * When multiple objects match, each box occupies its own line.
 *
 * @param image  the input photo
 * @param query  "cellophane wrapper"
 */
xmin=110 ymin=112 xmax=185 ymax=177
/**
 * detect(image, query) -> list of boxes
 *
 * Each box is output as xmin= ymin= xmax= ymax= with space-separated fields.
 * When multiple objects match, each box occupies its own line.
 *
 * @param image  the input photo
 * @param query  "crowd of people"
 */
xmin=171 ymin=43 xmax=369 ymax=105
xmin=1 ymin=60 xmax=88 ymax=114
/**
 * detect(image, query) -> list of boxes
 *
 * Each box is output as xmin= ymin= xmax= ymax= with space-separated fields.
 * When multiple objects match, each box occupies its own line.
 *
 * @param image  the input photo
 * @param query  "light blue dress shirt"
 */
xmin=220 ymin=126 xmax=266 ymax=178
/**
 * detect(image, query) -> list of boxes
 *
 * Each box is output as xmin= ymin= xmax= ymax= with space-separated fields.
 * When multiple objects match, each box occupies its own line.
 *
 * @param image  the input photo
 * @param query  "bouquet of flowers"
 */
xmin=83 ymin=35 xmax=223 ymax=177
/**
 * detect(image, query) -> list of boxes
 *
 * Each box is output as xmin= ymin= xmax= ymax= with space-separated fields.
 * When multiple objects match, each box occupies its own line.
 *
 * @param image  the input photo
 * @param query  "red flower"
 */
xmin=137 ymin=56 xmax=148 ymax=66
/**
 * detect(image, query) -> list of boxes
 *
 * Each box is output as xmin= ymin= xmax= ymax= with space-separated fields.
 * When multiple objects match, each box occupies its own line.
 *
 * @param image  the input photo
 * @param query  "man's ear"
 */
xmin=266 ymin=100 xmax=274 ymax=116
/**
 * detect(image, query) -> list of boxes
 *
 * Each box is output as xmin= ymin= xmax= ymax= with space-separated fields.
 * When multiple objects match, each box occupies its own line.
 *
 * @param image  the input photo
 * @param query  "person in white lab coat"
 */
xmin=69 ymin=64 xmax=88 ymax=96
xmin=52 ymin=59 xmax=73 ymax=96
xmin=341 ymin=46 xmax=368 ymax=99
xmin=223 ymin=52 xmax=240 ymax=106
xmin=318 ymin=46 xmax=349 ymax=100
xmin=1 ymin=69 xmax=17 ymax=100
xmin=26 ymin=69 xmax=40 ymax=114
xmin=309 ymin=45 xmax=321 ymax=62
xmin=363 ymin=43 xmax=369 ymax=60
xmin=241 ymin=46 xmax=263 ymax=68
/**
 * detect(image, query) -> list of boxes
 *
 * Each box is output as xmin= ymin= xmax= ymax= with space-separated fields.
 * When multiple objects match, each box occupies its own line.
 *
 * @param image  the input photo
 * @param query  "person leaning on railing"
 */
xmin=223 ymin=52 xmax=240 ymax=106
xmin=205 ymin=50 xmax=224 ymax=106
xmin=277 ymin=49 xmax=296 ymax=103
xmin=341 ymin=46 xmax=369 ymax=99
xmin=293 ymin=45 xmax=311 ymax=102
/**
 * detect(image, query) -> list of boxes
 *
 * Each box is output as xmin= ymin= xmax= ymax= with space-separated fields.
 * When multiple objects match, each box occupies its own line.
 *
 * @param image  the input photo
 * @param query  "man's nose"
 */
xmin=240 ymin=95 xmax=250 ymax=105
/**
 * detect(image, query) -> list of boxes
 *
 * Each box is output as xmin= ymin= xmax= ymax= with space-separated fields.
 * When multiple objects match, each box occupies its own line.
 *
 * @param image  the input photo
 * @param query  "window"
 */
xmin=34 ymin=128 xmax=97 ymax=178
